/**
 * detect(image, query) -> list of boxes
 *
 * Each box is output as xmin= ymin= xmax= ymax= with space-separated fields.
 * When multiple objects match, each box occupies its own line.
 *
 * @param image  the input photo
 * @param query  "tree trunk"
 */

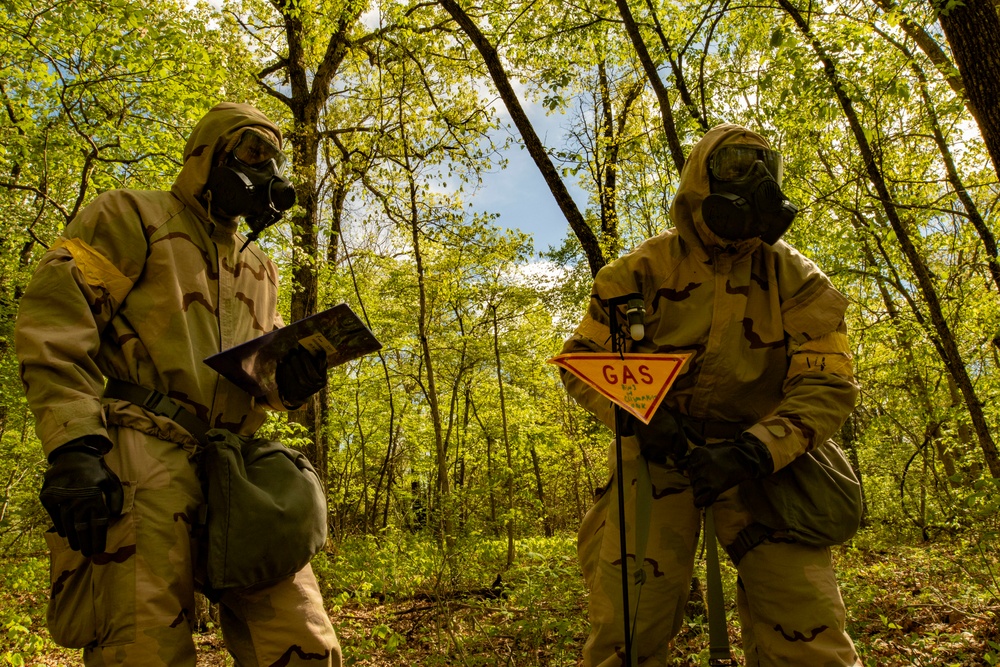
xmin=840 ymin=203 xmax=964 ymax=486
xmin=947 ymin=375 xmax=980 ymax=479
xmin=401 ymin=123 xmax=452 ymax=541
xmin=470 ymin=396 xmax=501 ymax=535
xmin=933 ymin=0 xmax=1000 ymax=180
xmin=641 ymin=0 xmax=711 ymax=132
xmin=490 ymin=304 xmax=516 ymax=568
xmin=529 ymin=443 xmax=553 ymax=537
xmin=597 ymin=60 xmax=619 ymax=254
xmin=355 ymin=387 xmax=371 ymax=533
xmin=268 ymin=1 xmax=357 ymax=472
xmin=341 ymin=240 xmax=398 ymax=529
xmin=871 ymin=0 xmax=966 ymax=100
xmin=916 ymin=70 xmax=1000 ymax=295
xmin=596 ymin=60 xmax=642 ymax=255
xmin=611 ymin=0 xmax=686 ymax=175
xmin=838 ymin=414 xmax=867 ymax=523
xmin=877 ymin=30 xmax=1000 ymax=293
xmin=486 ymin=431 xmax=499 ymax=534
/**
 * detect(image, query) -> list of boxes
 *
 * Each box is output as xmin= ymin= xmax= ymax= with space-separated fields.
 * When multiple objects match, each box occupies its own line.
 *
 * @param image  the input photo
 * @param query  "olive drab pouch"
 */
xmin=202 ymin=429 xmax=327 ymax=590
xmin=734 ymin=439 xmax=862 ymax=559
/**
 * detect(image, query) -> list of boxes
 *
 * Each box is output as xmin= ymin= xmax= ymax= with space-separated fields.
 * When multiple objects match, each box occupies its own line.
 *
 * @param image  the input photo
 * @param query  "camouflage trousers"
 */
xmin=578 ymin=443 xmax=862 ymax=667
xmin=44 ymin=426 xmax=342 ymax=666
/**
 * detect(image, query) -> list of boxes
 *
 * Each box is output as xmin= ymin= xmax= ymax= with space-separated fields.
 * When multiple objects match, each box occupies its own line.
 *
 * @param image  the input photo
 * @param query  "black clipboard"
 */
xmin=204 ymin=303 xmax=382 ymax=398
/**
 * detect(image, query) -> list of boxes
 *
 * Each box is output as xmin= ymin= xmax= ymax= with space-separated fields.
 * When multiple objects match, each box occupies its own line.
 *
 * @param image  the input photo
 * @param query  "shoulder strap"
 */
xmin=705 ymin=507 xmax=735 ymax=665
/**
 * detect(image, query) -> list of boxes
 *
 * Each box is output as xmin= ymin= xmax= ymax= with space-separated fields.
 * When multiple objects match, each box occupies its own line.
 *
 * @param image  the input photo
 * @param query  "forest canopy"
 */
xmin=1 ymin=0 xmax=1000 ymax=664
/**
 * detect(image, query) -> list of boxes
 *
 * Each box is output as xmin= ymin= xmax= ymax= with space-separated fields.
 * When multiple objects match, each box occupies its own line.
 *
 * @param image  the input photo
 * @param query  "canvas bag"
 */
xmin=738 ymin=439 xmax=863 ymax=547
xmin=202 ymin=428 xmax=327 ymax=590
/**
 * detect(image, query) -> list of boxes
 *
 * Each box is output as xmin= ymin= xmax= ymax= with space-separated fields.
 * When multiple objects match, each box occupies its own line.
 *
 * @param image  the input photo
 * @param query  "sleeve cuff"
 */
xmin=745 ymin=421 xmax=802 ymax=472
xmin=38 ymin=407 xmax=109 ymax=460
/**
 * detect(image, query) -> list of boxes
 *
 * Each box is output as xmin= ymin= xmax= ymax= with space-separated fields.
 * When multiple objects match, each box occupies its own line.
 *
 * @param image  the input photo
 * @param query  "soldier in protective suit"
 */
xmin=15 ymin=103 xmax=341 ymax=666
xmin=561 ymin=123 xmax=862 ymax=666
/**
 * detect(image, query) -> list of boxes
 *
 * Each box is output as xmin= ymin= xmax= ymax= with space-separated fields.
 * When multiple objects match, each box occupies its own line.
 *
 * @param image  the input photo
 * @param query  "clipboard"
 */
xmin=204 ymin=303 xmax=382 ymax=398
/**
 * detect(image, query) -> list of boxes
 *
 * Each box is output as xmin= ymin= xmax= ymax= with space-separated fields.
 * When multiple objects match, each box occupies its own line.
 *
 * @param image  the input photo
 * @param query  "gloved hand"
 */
xmin=622 ymin=407 xmax=688 ymax=465
xmin=276 ymin=345 xmax=328 ymax=407
xmin=40 ymin=436 xmax=124 ymax=557
xmin=687 ymin=434 xmax=774 ymax=508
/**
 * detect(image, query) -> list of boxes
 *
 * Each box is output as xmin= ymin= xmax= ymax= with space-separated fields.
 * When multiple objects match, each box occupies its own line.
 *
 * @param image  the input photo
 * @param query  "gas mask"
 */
xmin=204 ymin=128 xmax=296 ymax=248
xmin=701 ymin=144 xmax=798 ymax=245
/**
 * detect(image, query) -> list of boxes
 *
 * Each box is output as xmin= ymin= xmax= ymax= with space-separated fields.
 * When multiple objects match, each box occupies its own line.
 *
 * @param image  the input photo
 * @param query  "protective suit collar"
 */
xmin=171 ymin=102 xmax=286 ymax=241
xmin=669 ymin=124 xmax=776 ymax=262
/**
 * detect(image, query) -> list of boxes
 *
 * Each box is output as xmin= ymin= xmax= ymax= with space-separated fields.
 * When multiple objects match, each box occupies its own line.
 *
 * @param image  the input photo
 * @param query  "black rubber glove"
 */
xmin=276 ymin=345 xmax=328 ymax=407
xmin=40 ymin=436 xmax=124 ymax=557
xmin=687 ymin=435 xmax=774 ymax=508
xmin=622 ymin=407 xmax=688 ymax=465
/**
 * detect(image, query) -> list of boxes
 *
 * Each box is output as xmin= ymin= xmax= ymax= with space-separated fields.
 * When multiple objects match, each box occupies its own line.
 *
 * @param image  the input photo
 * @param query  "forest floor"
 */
xmin=3 ymin=529 xmax=1000 ymax=666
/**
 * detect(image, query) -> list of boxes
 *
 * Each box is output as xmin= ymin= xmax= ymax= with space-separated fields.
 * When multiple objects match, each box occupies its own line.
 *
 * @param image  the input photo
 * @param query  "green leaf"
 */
xmin=940 ymin=0 xmax=966 ymax=16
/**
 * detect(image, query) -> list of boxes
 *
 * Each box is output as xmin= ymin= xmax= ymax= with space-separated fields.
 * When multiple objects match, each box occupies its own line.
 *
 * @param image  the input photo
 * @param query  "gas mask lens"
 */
xmin=232 ymin=129 xmax=287 ymax=173
xmin=708 ymin=145 xmax=783 ymax=186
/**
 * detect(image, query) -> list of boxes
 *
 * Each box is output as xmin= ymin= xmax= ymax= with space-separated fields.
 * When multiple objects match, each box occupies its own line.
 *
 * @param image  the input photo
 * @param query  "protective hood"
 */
xmin=669 ymin=123 xmax=774 ymax=258
xmin=171 ymin=102 xmax=285 ymax=237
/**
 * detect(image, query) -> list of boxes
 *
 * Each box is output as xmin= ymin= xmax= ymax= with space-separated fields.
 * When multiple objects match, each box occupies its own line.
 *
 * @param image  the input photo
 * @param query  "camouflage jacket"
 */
xmin=561 ymin=124 xmax=859 ymax=472
xmin=15 ymin=103 xmax=289 ymax=457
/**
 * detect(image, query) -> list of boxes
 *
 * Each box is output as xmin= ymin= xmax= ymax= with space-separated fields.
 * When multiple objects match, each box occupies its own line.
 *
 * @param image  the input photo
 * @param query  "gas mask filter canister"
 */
xmin=701 ymin=144 xmax=798 ymax=245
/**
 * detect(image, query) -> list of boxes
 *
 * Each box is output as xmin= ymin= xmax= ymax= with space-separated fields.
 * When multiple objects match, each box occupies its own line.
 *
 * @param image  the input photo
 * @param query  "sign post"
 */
xmin=550 ymin=296 xmax=689 ymax=667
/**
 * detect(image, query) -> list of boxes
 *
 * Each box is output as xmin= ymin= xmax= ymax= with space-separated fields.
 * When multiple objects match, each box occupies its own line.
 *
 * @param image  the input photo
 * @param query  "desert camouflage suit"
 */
xmin=562 ymin=124 xmax=862 ymax=666
xmin=15 ymin=103 xmax=341 ymax=666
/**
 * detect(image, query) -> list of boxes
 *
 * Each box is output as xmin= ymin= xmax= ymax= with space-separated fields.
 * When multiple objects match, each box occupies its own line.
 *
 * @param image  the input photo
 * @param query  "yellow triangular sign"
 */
xmin=549 ymin=353 xmax=690 ymax=425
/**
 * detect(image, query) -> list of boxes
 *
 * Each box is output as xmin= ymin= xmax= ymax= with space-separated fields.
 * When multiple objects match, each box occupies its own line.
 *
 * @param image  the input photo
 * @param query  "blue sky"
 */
xmin=464 ymin=101 xmax=591 ymax=256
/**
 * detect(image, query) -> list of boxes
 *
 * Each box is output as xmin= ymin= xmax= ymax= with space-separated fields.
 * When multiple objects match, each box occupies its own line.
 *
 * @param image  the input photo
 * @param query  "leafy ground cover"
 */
xmin=3 ymin=529 xmax=999 ymax=665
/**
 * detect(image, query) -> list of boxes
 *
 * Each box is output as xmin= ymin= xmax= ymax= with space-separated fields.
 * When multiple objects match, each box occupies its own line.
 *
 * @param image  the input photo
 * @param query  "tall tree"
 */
xmin=233 ymin=0 xmax=368 ymax=472
xmin=611 ymin=0 xmax=686 ymax=173
xmin=777 ymin=0 xmax=1000 ymax=476
xmin=892 ymin=34 xmax=1000 ymax=294
xmin=0 ymin=0 xmax=252 ymax=553
xmin=871 ymin=0 xmax=966 ymax=99
xmin=931 ymin=0 xmax=1000 ymax=179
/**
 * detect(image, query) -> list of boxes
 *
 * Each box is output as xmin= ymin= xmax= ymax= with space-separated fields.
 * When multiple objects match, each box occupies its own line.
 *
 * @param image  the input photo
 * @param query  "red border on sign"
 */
xmin=549 ymin=353 xmax=689 ymax=423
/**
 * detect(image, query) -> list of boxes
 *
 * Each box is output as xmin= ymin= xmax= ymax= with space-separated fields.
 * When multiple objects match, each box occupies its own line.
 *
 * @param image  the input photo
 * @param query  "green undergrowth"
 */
xmin=0 ymin=554 xmax=55 ymax=666
xmin=3 ymin=529 xmax=1000 ymax=665
xmin=317 ymin=531 xmax=590 ymax=666
xmin=837 ymin=530 xmax=1000 ymax=667
xmin=314 ymin=528 xmax=1000 ymax=666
